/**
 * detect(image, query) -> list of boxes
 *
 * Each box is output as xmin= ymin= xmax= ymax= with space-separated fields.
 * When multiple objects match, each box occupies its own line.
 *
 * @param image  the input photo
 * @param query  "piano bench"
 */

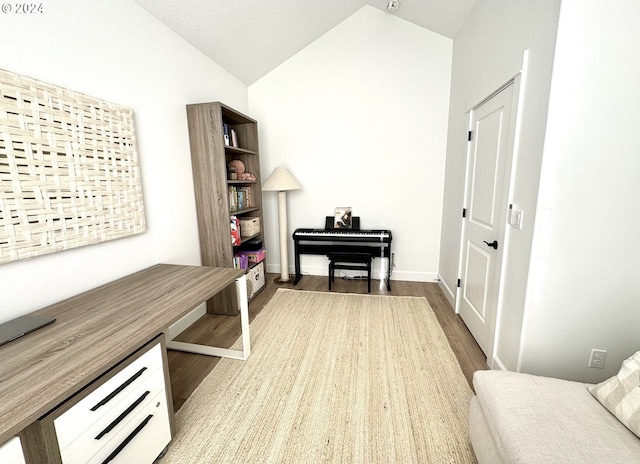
xmin=328 ymin=252 xmax=372 ymax=293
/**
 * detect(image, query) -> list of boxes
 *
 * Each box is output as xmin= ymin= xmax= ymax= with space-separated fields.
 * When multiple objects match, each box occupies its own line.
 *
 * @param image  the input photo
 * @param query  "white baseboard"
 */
xmin=266 ymin=262 xmax=438 ymax=283
xmin=437 ymin=275 xmax=456 ymax=308
xmin=389 ymin=270 xmax=439 ymax=282
xmin=491 ymin=355 xmax=507 ymax=371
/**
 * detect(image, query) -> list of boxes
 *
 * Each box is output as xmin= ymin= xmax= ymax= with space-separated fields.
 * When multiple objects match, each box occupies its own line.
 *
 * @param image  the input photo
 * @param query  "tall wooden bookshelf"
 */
xmin=186 ymin=102 xmax=265 ymax=314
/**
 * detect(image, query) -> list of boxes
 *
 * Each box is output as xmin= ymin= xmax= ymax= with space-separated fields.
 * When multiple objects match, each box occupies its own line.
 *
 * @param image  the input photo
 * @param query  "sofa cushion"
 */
xmin=472 ymin=370 xmax=640 ymax=463
xmin=469 ymin=396 xmax=506 ymax=464
xmin=589 ymin=350 xmax=640 ymax=438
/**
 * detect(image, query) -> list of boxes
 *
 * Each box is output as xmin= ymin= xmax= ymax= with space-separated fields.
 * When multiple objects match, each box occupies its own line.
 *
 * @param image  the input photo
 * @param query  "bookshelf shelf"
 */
xmin=227 ymin=180 xmax=258 ymax=184
xmin=240 ymin=231 xmax=261 ymax=242
xmin=230 ymin=206 xmax=260 ymax=215
xmin=225 ymin=146 xmax=256 ymax=156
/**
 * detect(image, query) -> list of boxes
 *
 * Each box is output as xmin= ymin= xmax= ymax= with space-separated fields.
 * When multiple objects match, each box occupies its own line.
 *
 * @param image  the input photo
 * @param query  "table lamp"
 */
xmin=262 ymin=166 xmax=302 ymax=283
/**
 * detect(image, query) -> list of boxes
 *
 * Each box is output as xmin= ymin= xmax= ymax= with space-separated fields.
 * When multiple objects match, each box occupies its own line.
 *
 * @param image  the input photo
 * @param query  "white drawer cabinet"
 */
xmin=54 ymin=342 xmax=164 ymax=450
xmin=87 ymin=390 xmax=170 ymax=464
xmin=0 ymin=437 xmax=26 ymax=464
xmin=52 ymin=340 xmax=171 ymax=464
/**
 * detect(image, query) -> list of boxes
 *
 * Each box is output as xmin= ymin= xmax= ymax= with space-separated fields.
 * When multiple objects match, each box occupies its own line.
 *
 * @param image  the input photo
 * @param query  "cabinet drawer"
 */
xmin=0 ymin=437 xmax=26 ymax=464
xmin=54 ymin=342 xmax=164 ymax=450
xmin=58 ymin=368 xmax=166 ymax=463
xmin=88 ymin=390 xmax=170 ymax=464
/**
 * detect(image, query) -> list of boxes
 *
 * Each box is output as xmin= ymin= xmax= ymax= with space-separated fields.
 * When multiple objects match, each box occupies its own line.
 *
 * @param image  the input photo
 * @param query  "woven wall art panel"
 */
xmin=0 ymin=69 xmax=146 ymax=264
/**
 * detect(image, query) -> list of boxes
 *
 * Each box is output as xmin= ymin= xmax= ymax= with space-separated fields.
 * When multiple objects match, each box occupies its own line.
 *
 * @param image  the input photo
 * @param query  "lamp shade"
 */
xmin=262 ymin=166 xmax=302 ymax=192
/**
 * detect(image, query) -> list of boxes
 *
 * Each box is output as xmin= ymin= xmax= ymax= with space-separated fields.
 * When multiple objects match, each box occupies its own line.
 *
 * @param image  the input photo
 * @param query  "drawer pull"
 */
xmin=95 ymin=391 xmax=150 ymax=440
xmin=101 ymin=414 xmax=153 ymax=464
xmin=90 ymin=367 xmax=147 ymax=412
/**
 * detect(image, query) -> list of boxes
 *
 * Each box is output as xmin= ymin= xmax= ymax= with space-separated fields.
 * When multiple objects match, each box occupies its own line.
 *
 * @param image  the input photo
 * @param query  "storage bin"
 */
xmin=239 ymin=217 xmax=260 ymax=237
xmin=247 ymin=262 xmax=265 ymax=299
xmin=236 ymin=247 xmax=266 ymax=264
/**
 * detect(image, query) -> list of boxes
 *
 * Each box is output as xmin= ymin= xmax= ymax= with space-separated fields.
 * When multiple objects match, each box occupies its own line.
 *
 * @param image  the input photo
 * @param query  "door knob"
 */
xmin=483 ymin=240 xmax=498 ymax=250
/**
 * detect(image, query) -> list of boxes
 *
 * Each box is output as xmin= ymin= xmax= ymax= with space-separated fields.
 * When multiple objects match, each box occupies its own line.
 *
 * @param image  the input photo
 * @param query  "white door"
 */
xmin=458 ymin=82 xmax=517 ymax=358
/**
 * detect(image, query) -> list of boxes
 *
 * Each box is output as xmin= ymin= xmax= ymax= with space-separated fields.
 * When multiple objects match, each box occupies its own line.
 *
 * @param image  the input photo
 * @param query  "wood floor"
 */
xmin=167 ymin=273 xmax=489 ymax=412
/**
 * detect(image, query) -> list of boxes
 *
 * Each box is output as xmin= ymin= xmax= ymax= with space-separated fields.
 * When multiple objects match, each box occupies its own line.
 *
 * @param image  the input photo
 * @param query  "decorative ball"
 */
xmin=228 ymin=159 xmax=245 ymax=174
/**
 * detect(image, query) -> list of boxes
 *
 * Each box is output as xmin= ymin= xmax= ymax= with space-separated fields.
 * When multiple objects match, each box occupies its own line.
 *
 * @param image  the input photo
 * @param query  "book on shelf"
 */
xmin=233 ymin=253 xmax=249 ymax=270
xmin=229 ymin=186 xmax=252 ymax=212
xmin=237 ymin=189 xmax=245 ymax=210
xmin=223 ymin=123 xmax=230 ymax=146
xmin=231 ymin=128 xmax=238 ymax=148
xmin=230 ymin=186 xmax=238 ymax=211
xmin=236 ymin=186 xmax=252 ymax=208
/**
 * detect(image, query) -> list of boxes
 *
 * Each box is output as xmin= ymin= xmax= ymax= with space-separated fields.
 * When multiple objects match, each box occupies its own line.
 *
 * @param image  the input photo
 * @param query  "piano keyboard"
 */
xmin=293 ymin=229 xmax=390 ymax=240
xmin=292 ymin=227 xmax=393 ymax=290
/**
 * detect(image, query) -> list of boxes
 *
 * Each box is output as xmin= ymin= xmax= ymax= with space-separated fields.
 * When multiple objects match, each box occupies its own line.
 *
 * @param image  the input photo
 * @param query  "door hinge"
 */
xmin=468 ymin=131 xmax=473 ymax=141
xmin=457 ymin=278 xmax=461 ymax=288
xmin=462 ymin=208 xmax=466 ymax=218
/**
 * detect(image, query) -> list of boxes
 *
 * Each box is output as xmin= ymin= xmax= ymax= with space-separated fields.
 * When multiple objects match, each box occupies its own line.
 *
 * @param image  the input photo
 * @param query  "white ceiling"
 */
xmin=133 ymin=0 xmax=475 ymax=85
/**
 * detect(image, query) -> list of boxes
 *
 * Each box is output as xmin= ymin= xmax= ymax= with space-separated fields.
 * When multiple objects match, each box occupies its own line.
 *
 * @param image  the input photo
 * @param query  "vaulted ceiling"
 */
xmin=133 ymin=0 xmax=475 ymax=85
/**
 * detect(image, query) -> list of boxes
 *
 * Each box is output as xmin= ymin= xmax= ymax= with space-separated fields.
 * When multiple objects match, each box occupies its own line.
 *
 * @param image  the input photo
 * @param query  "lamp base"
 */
xmin=273 ymin=276 xmax=291 ymax=285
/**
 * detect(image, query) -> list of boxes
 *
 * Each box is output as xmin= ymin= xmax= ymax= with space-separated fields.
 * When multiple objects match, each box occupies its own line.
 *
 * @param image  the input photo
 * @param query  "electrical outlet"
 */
xmin=589 ymin=349 xmax=607 ymax=369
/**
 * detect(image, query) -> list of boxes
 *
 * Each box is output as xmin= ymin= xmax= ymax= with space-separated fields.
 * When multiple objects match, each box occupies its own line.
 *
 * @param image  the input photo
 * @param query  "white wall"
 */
xmin=519 ymin=0 xmax=640 ymax=382
xmin=0 ymin=0 xmax=247 ymax=322
xmin=438 ymin=0 xmax=561 ymax=370
xmin=249 ymin=6 xmax=452 ymax=282
xmin=442 ymin=0 xmax=640 ymax=383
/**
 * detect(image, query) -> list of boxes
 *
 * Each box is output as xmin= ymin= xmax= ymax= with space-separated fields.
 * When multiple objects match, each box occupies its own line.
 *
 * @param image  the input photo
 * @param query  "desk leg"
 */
xmin=166 ymin=275 xmax=250 ymax=360
xmin=236 ymin=274 xmax=250 ymax=358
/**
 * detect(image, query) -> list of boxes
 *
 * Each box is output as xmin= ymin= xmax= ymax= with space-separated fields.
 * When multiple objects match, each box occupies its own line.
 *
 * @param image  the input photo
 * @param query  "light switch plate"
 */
xmin=512 ymin=209 xmax=523 ymax=229
xmin=508 ymin=206 xmax=523 ymax=229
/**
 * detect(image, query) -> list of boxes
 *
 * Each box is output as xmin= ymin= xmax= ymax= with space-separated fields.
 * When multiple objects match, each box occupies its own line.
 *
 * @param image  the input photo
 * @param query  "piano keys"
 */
xmin=292 ymin=229 xmax=391 ymax=241
xmin=292 ymin=227 xmax=392 ymax=290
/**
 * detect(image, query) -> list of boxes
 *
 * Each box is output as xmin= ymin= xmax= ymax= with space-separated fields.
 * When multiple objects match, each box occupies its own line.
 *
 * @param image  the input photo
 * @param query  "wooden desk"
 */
xmin=0 ymin=264 xmax=246 ymax=448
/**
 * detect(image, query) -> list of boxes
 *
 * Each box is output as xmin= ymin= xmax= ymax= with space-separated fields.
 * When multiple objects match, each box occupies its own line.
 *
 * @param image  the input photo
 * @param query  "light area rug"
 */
xmin=162 ymin=289 xmax=477 ymax=463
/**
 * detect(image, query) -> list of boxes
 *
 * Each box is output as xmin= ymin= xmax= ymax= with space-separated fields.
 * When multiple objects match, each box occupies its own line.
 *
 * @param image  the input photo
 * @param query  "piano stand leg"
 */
xmin=293 ymin=274 xmax=302 ymax=285
xmin=385 ymin=265 xmax=391 ymax=291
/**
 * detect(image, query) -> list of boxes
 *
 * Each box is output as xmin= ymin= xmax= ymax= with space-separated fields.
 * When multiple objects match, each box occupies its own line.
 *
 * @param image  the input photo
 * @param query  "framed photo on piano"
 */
xmin=334 ymin=207 xmax=352 ymax=229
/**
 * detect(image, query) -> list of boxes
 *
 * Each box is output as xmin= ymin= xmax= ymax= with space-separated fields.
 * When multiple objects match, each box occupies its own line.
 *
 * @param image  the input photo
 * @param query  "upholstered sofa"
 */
xmin=469 ymin=352 xmax=640 ymax=463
